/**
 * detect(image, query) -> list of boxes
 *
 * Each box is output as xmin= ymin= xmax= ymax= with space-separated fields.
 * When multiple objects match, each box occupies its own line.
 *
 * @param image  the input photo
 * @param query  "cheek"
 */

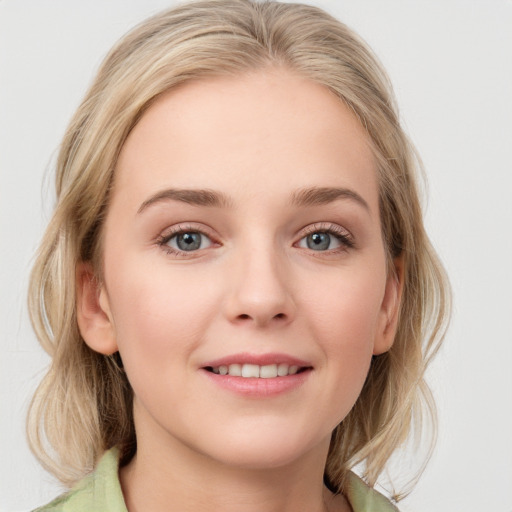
xmin=302 ymin=265 xmax=386 ymax=398
xmin=306 ymin=267 xmax=385 ymax=344
xmin=104 ymin=261 xmax=220 ymax=379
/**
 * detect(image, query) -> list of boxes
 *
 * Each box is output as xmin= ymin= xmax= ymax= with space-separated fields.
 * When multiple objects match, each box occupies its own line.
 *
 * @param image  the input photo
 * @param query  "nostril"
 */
xmin=236 ymin=312 xmax=286 ymax=322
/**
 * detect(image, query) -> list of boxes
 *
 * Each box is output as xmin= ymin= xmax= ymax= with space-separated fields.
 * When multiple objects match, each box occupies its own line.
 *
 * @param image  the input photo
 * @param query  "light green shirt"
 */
xmin=34 ymin=448 xmax=399 ymax=511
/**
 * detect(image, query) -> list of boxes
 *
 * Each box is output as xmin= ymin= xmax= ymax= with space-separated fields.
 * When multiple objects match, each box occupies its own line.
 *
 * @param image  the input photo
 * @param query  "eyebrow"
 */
xmin=138 ymin=188 xmax=232 ymax=213
xmin=137 ymin=185 xmax=369 ymax=214
xmin=290 ymin=186 xmax=370 ymax=211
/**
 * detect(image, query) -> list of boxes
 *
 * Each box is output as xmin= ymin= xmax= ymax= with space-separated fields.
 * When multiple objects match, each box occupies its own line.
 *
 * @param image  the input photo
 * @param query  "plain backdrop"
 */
xmin=1 ymin=1 xmax=511 ymax=511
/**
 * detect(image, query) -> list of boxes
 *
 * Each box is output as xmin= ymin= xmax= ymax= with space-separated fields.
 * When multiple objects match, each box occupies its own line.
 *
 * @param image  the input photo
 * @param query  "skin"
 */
xmin=77 ymin=68 xmax=402 ymax=512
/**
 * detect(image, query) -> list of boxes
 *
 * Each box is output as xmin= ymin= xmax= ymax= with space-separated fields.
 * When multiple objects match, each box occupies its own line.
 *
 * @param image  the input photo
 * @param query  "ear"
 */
xmin=373 ymin=255 xmax=404 ymax=355
xmin=76 ymin=262 xmax=118 ymax=355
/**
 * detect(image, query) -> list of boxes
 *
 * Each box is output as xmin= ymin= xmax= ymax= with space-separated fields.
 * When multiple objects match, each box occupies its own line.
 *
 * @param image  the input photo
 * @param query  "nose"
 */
xmin=222 ymin=243 xmax=295 ymax=328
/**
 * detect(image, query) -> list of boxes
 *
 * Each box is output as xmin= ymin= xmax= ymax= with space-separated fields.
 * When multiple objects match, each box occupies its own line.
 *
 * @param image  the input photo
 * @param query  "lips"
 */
xmin=201 ymin=353 xmax=312 ymax=382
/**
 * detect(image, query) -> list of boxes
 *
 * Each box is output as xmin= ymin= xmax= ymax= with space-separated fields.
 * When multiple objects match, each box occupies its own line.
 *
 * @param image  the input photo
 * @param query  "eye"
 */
xmin=299 ymin=232 xmax=338 ymax=251
xmin=296 ymin=224 xmax=354 ymax=252
xmin=159 ymin=228 xmax=214 ymax=254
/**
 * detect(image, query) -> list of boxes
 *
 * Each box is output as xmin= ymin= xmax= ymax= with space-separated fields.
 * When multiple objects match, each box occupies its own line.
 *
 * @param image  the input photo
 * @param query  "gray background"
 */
xmin=1 ymin=1 xmax=511 ymax=510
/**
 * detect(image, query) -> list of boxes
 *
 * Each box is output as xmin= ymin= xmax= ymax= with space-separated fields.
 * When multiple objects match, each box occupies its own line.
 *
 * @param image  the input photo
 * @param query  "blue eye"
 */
xmin=307 ymin=232 xmax=333 ymax=250
xmin=297 ymin=224 xmax=354 ymax=252
xmin=299 ymin=231 xmax=342 ymax=251
xmin=165 ymin=231 xmax=212 ymax=252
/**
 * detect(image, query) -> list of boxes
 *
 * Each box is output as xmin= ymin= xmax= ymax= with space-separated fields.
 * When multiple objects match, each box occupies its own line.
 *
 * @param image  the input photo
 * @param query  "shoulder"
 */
xmin=33 ymin=448 xmax=127 ymax=512
xmin=345 ymin=472 xmax=400 ymax=512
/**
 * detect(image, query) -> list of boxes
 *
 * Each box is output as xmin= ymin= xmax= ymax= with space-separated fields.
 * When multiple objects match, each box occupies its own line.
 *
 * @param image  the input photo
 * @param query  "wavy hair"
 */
xmin=27 ymin=0 xmax=450 ymax=498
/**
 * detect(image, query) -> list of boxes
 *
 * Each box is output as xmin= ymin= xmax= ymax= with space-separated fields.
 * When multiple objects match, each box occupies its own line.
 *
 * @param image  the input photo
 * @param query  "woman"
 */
xmin=27 ymin=1 xmax=450 ymax=510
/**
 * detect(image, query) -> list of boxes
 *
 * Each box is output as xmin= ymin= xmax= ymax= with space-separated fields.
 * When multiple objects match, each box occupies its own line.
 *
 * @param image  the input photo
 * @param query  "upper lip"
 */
xmin=201 ymin=352 xmax=312 ymax=369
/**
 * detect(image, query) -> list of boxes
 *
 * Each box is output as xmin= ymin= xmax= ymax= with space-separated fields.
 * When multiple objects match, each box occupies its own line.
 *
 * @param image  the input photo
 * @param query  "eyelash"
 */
xmin=297 ymin=223 xmax=355 ymax=252
xmin=155 ymin=222 xmax=355 ymax=257
xmin=156 ymin=224 xmax=217 ymax=257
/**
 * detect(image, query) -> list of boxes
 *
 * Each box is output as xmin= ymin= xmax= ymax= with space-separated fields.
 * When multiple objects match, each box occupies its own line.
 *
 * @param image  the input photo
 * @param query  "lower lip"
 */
xmin=201 ymin=369 xmax=312 ymax=397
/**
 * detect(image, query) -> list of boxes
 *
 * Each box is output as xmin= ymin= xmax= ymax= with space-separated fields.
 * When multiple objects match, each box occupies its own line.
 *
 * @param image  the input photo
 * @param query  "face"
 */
xmin=79 ymin=69 xmax=401 ymax=471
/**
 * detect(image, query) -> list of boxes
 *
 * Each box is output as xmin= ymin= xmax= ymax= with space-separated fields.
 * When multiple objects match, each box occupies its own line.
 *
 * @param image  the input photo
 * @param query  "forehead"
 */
xmin=113 ymin=68 xmax=378 ymax=211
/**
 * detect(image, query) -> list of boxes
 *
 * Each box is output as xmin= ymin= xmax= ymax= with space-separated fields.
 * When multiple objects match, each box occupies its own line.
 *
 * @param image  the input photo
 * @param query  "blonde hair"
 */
xmin=28 ymin=0 xmax=450 ymax=498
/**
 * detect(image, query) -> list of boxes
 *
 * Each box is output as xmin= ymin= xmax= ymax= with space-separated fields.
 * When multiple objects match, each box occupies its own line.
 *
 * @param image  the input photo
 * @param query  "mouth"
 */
xmin=204 ymin=363 xmax=311 ymax=378
xmin=201 ymin=355 xmax=313 ymax=396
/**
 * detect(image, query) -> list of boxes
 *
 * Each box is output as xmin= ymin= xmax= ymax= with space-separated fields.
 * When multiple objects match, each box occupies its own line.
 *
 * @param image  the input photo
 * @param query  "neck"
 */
xmin=119 ymin=410 xmax=349 ymax=512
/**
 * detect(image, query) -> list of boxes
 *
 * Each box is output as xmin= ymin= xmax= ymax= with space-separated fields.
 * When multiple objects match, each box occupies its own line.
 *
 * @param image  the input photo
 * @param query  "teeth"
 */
xmin=228 ymin=363 xmax=242 ymax=376
xmin=241 ymin=364 xmax=259 ymax=378
xmin=260 ymin=364 xmax=277 ymax=379
xmin=277 ymin=363 xmax=289 ymax=377
xmin=209 ymin=363 xmax=304 ymax=378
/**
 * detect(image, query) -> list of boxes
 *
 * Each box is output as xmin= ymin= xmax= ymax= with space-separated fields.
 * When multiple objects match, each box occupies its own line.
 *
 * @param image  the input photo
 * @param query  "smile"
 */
xmin=205 ymin=363 xmax=305 ymax=378
xmin=201 ymin=354 xmax=313 ymax=396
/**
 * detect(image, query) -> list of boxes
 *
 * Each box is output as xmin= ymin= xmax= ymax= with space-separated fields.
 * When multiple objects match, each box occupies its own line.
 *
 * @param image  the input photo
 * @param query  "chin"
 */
xmin=198 ymin=423 xmax=329 ymax=471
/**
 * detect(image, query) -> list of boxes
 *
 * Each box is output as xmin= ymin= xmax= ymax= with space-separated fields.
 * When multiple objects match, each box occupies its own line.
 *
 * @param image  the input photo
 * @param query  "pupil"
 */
xmin=307 ymin=232 xmax=330 ymax=251
xmin=177 ymin=232 xmax=201 ymax=251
